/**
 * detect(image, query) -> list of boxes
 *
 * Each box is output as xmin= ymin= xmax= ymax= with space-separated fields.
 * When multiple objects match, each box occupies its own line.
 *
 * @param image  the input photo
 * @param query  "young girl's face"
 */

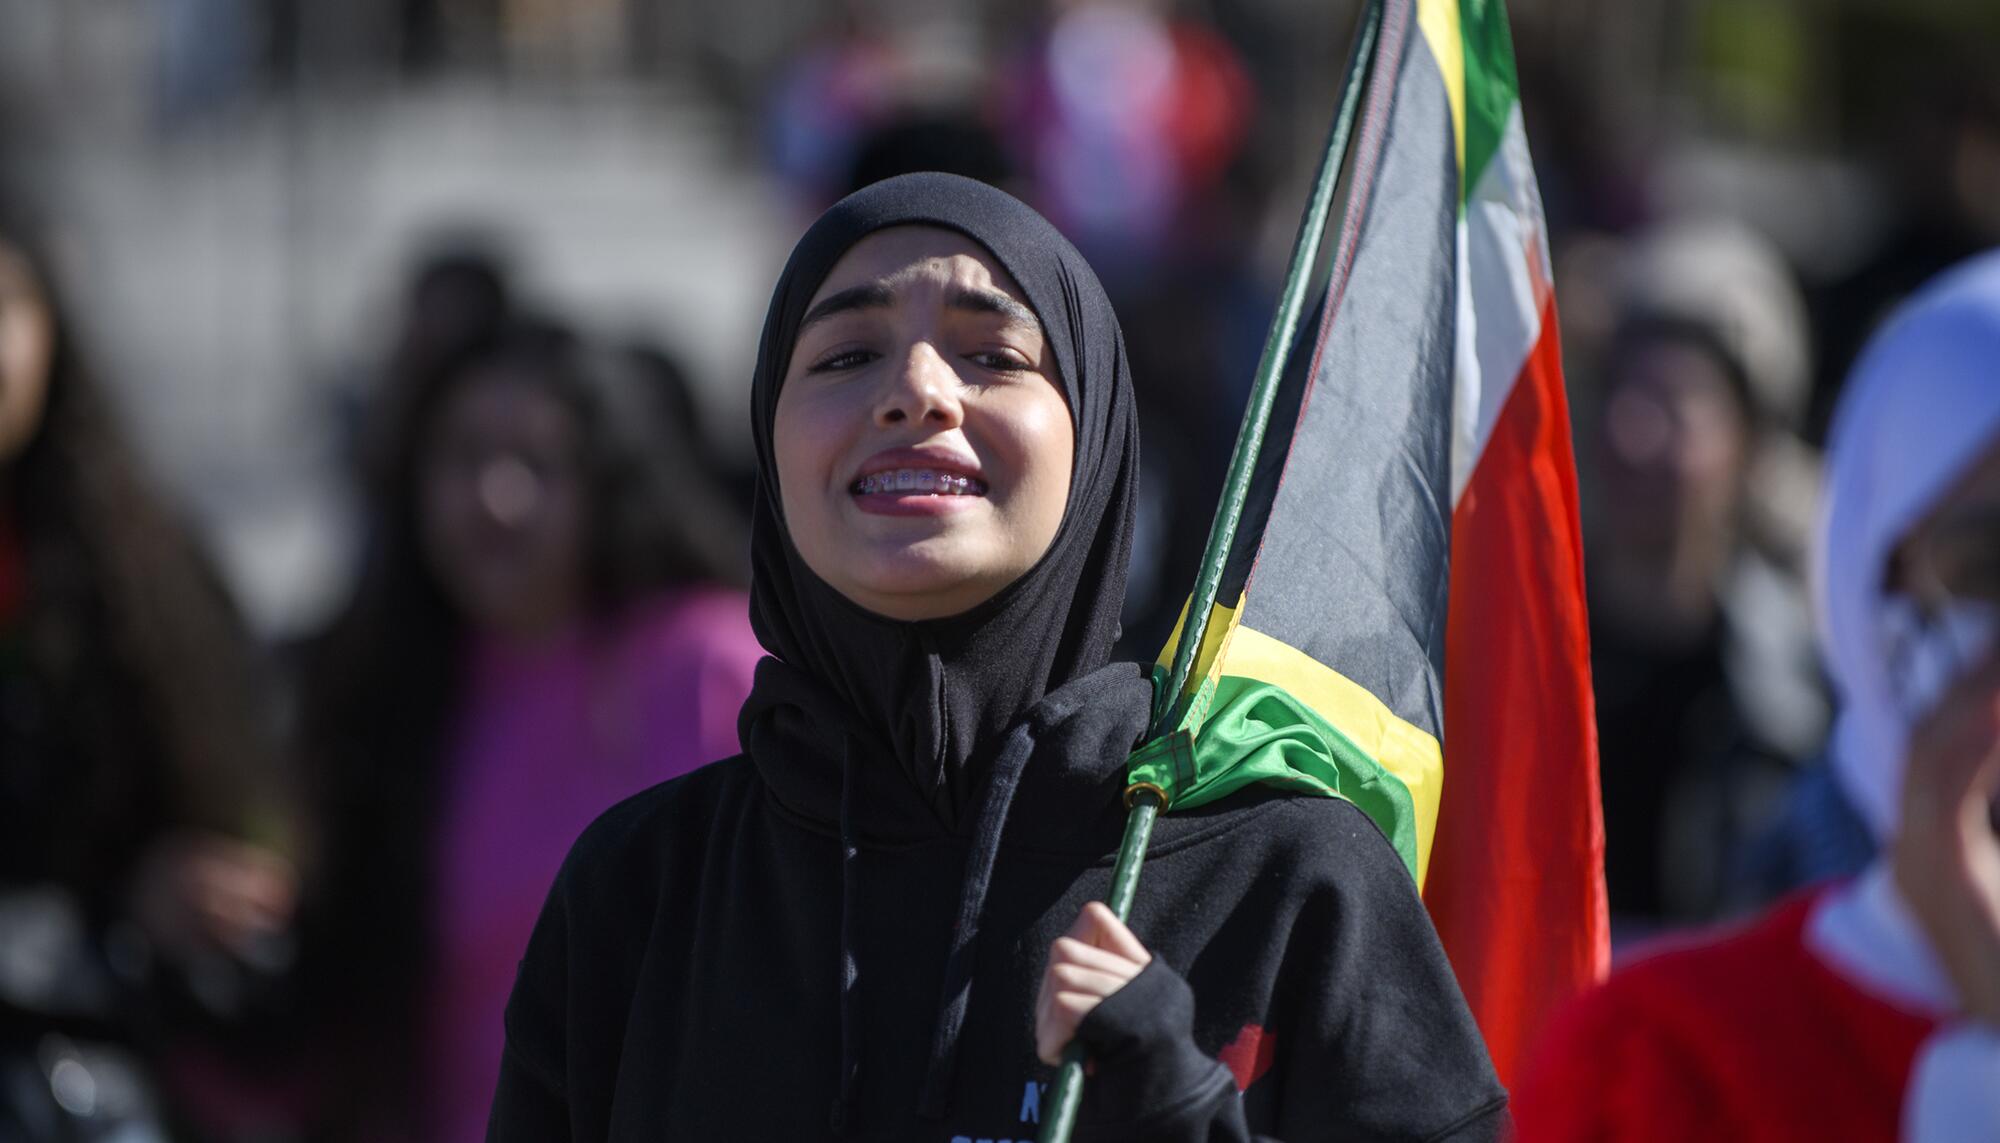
xmin=419 ymin=367 xmax=588 ymax=639
xmin=775 ymin=226 xmax=1074 ymax=621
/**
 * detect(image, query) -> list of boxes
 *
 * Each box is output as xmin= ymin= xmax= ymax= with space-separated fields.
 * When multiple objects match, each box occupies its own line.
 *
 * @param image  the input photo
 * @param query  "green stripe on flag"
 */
xmin=1153 ymin=604 xmax=1445 ymax=884
xmin=1130 ymin=669 xmax=1423 ymax=880
xmin=1458 ymin=0 xmax=1521 ymax=196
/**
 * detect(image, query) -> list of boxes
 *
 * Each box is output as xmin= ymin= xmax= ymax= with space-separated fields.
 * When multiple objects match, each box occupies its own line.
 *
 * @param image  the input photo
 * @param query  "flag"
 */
xmin=1131 ymin=0 xmax=1606 ymax=1085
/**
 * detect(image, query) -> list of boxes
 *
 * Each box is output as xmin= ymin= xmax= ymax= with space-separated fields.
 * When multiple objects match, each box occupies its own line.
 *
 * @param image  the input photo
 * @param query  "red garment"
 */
xmin=1514 ymin=892 xmax=1938 ymax=1141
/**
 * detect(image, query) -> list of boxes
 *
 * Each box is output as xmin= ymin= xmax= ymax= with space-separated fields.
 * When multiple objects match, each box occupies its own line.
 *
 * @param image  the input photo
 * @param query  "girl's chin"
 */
xmin=833 ymin=552 xmax=1026 ymax=620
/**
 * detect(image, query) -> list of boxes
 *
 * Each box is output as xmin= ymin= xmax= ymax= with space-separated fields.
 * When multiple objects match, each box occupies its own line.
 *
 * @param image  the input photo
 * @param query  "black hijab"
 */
xmin=741 ymin=172 xmax=1142 ymax=827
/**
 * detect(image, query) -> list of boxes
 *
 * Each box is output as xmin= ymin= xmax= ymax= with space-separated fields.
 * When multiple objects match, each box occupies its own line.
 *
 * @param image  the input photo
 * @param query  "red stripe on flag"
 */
xmin=1425 ymin=298 xmax=1609 ymax=1087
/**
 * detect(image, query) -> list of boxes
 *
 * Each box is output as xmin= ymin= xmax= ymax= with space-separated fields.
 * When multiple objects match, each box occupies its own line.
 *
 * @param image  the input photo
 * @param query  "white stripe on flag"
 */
xmin=1449 ymin=102 xmax=1554 ymax=506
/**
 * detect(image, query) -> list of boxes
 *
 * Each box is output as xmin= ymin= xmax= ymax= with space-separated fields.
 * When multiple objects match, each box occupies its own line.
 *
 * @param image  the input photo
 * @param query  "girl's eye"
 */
xmin=971 ymin=349 xmax=1032 ymax=372
xmin=808 ymin=348 xmax=877 ymax=373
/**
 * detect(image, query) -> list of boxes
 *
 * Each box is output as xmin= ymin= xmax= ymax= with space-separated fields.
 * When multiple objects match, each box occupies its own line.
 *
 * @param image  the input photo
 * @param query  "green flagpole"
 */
xmin=1037 ymin=3 xmax=1382 ymax=1139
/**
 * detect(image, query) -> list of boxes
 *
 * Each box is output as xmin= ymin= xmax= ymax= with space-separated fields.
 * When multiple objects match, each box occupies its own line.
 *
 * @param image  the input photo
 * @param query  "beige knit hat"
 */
xmin=1617 ymin=216 xmax=1812 ymax=430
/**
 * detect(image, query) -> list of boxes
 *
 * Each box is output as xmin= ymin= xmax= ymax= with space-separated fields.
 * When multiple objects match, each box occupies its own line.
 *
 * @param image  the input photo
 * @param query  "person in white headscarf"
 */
xmin=1513 ymin=249 xmax=2000 ymax=1140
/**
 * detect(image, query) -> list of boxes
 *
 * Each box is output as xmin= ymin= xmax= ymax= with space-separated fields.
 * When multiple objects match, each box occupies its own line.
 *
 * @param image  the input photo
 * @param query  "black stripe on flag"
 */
xmin=1225 ymin=7 xmax=1460 ymax=741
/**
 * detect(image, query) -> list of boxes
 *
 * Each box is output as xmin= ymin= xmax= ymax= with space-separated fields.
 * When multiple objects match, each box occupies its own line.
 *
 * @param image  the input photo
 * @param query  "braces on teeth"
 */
xmin=854 ymin=469 xmax=983 ymax=495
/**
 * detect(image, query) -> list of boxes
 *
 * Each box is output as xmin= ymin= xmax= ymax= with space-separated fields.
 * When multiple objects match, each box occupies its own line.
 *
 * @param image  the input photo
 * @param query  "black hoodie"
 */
xmin=489 ymin=174 xmax=1504 ymax=1142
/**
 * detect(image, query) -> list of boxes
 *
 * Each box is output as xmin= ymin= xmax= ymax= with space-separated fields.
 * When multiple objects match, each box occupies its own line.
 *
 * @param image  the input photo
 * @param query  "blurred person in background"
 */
xmin=996 ymin=0 xmax=1254 ymax=285
xmin=763 ymin=3 xmax=996 ymax=216
xmin=296 ymin=317 xmax=760 ymax=1142
xmin=620 ymin=338 xmax=756 ymax=517
xmin=323 ymin=241 xmax=518 ymax=492
xmin=387 ymin=244 xmax=514 ymax=396
xmin=0 ymin=210 xmax=299 ymax=1138
xmin=1584 ymin=217 xmax=1831 ymax=936
xmin=1810 ymin=56 xmax=2000 ymax=429
xmin=843 ymin=109 xmax=1017 ymax=204
xmin=1516 ymin=249 xmax=2000 ymax=1142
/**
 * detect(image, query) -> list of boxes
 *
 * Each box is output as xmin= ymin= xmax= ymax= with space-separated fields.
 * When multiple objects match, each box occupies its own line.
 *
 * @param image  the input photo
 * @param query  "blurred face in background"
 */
xmin=1596 ymin=335 xmax=1752 ymax=559
xmin=0 ymin=240 xmax=54 ymax=463
xmin=1897 ymin=438 xmax=2000 ymax=612
xmin=774 ymin=226 xmax=1073 ymax=621
xmin=1891 ymin=434 xmax=2000 ymax=692
xmin=1889 ymin=434 xmax=2000 ymax=826
xmin=418 ymin=367 xmax=588 ymax=639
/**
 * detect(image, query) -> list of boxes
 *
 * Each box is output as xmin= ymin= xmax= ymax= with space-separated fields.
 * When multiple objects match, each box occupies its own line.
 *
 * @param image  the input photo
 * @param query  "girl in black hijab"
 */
xmin=490 ymin=173 xmax=1502 ymax=1141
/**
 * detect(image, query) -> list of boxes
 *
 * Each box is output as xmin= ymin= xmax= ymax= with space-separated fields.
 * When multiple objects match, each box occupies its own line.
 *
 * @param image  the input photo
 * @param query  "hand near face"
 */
xmin=0 ymin=241 xmax=55 ymax=463
xmin=130 ymin=832 xmax=298 ymax=966
xmin=1893 ymin=652 xmax=2000 ymax=1026
xmin=1035 ymin=901 xmax=1153 ymax=1065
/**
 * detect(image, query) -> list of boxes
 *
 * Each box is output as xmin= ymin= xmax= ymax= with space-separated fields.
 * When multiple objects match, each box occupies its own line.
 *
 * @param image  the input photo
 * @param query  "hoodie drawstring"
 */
xmin=916 ymin=722 xmax=1038 ymax=1119
xmin=830 ymin=735 xmax=862 ymax=1136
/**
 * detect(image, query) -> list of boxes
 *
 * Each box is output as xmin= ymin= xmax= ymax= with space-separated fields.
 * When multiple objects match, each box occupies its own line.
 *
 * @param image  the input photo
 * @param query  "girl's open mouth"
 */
xmin=850 ymin=469 xmax=988 ymax=496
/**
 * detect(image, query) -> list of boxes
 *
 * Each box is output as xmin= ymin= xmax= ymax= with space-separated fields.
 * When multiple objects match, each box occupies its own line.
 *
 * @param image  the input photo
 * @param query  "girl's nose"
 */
xmin=874 ymin=341 xmax=964 ymax=429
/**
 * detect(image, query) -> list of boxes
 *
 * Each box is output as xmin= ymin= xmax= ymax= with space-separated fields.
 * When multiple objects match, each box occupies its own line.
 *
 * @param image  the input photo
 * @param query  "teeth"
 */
xmin=854 ymin=469 xmax=985 ymax=496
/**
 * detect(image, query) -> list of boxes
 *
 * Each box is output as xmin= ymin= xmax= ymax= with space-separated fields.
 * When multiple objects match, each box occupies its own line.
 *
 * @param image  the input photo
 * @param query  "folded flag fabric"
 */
xmin=1130 ymin=0 xmax=1607 ymax=1084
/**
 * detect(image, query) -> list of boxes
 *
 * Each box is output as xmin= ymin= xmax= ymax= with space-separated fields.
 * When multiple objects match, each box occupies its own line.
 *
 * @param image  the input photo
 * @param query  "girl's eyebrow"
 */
xmin=800 ymin=281 xmax=896 ymax=330
xmin=944 ymin=285 xmax=1039 ymax=330
xmin=799 ymin=280 xmax=1039 ymax=333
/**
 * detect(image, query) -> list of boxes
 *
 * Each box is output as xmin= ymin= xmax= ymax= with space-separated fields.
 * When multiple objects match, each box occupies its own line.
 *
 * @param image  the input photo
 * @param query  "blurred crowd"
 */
xmin=1 ymin=0 xmax=1998 ymax=1139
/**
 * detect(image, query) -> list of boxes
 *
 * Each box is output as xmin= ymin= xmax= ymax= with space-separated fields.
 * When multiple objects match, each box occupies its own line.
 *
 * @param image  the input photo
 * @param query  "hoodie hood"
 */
xmin=1816 ymin=249 xmax=2000 ymax=840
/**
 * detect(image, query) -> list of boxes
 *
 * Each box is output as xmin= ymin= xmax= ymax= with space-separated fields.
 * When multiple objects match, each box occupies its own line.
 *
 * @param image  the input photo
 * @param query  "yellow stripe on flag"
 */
xmin=1160 ymin=599 xmax=1444 ymax=885
xmin=1416 ymin=0 xmax=1466 ymax=182
xmin=1216 ymin=625 xmax=1443 ymax=885
xmin=1157 ymin=598 xmax=1246 ymax=711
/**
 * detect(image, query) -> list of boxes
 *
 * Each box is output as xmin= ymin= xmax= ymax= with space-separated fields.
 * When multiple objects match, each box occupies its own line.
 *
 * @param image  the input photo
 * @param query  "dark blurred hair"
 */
xmin=297 ymin=316 xmax=746 ymax=1130
xmin=0 ymin=203 xmax=281 ymax=909
xmin=844 ymin=110 xmax=1014 ymax=198
xmin=1607 ymin=316 xmax=1760 ymax=429
xmin=622 ymin=337 xmax=757 ymax=513
xmin=388 ymin=238 xmax=514 ymax=388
